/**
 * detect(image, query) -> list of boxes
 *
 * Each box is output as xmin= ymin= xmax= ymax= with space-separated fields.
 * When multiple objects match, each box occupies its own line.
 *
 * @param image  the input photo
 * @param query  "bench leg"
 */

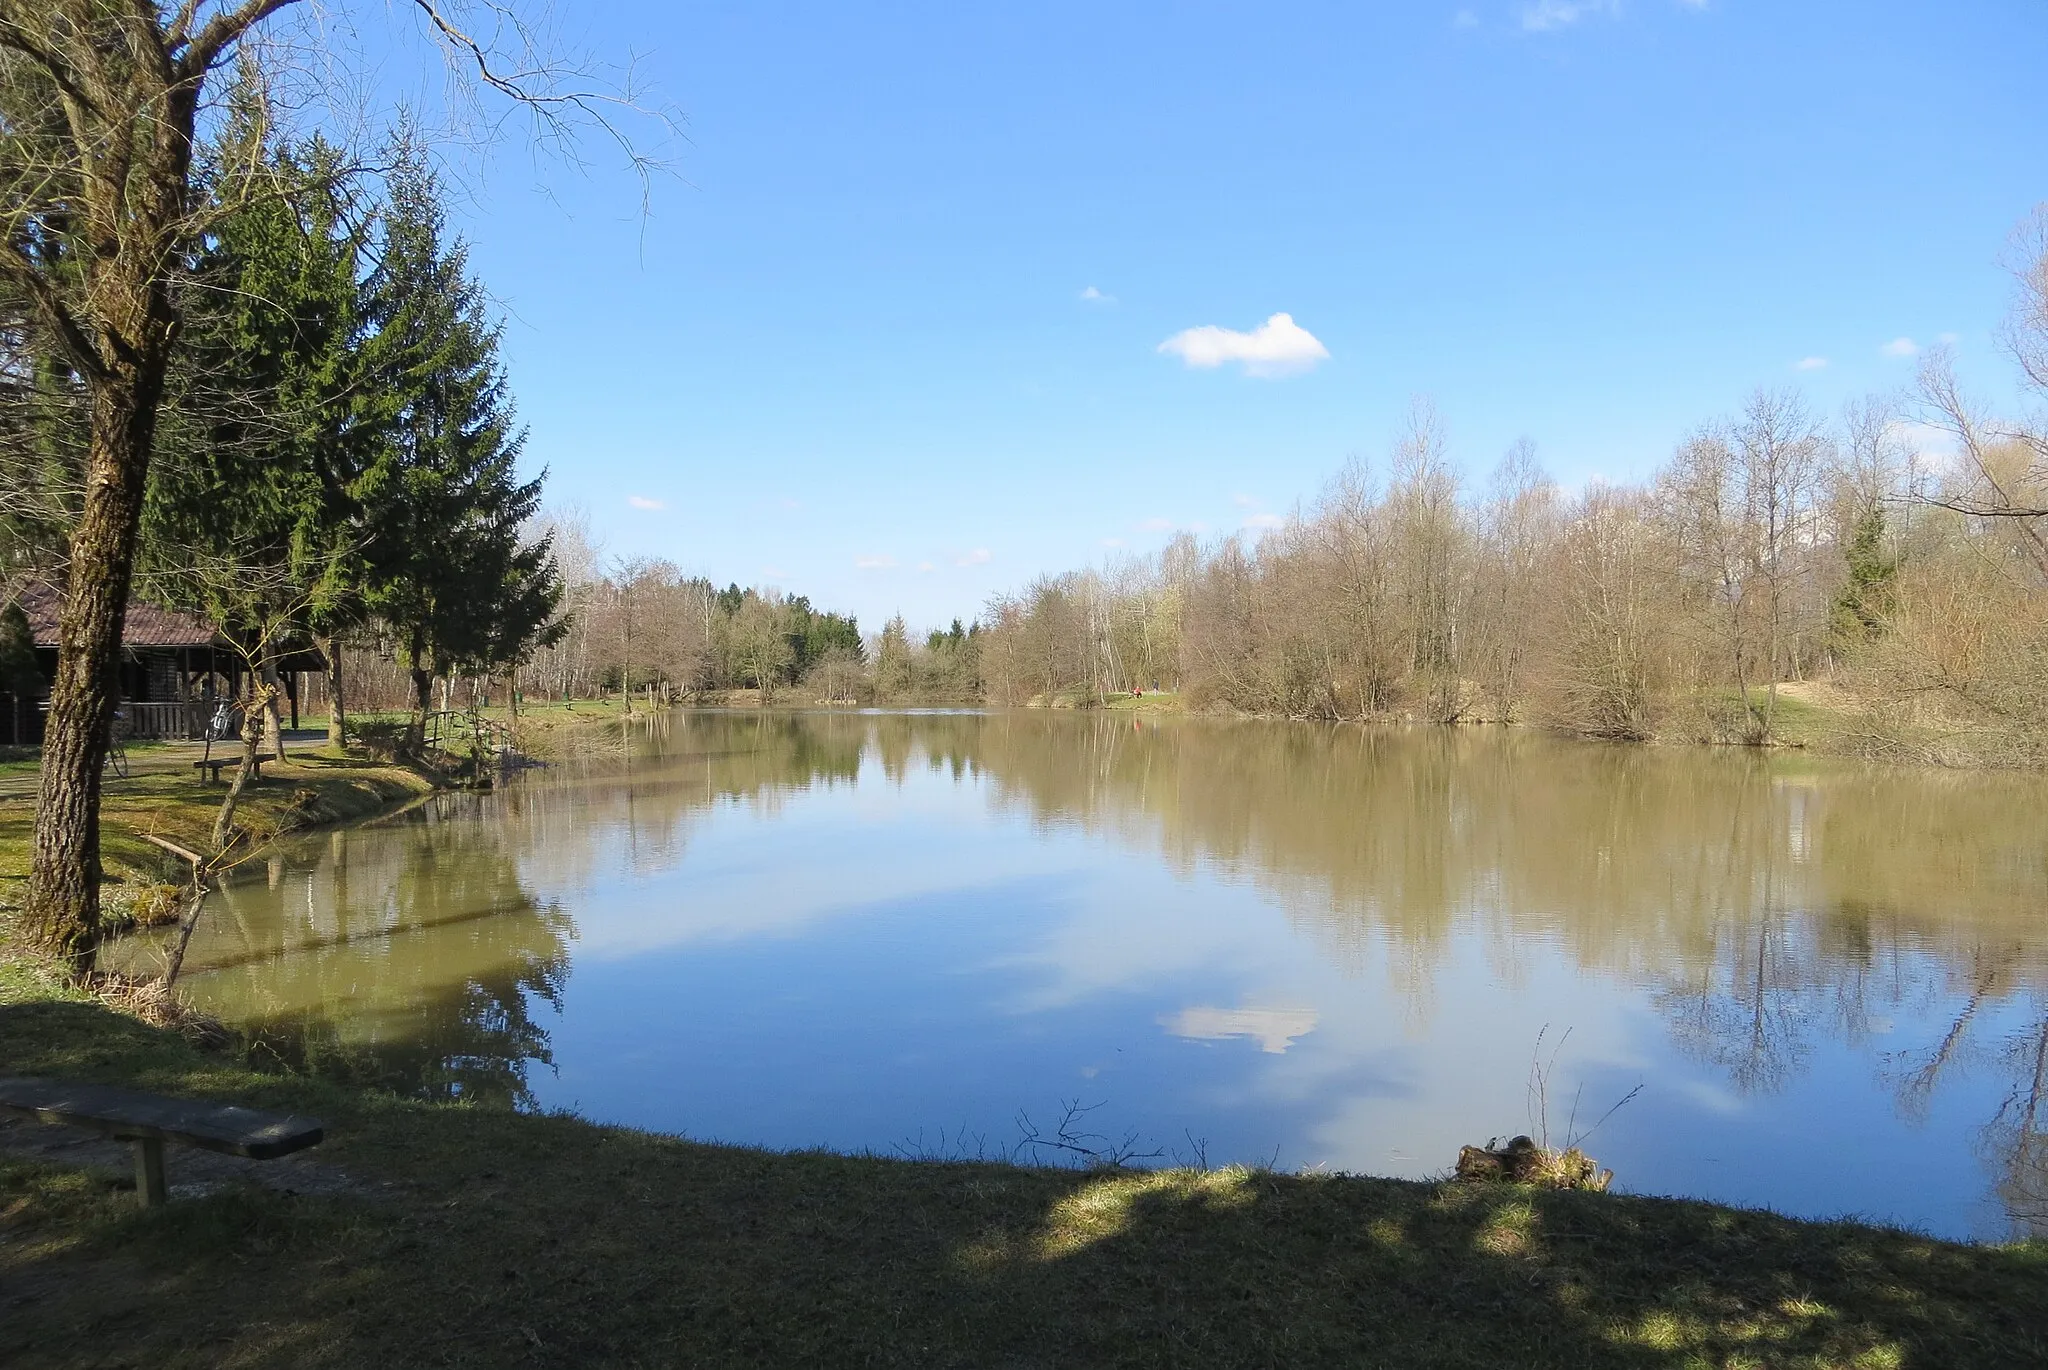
xmin=132 ymin=1137 xmax=166 ymax=1206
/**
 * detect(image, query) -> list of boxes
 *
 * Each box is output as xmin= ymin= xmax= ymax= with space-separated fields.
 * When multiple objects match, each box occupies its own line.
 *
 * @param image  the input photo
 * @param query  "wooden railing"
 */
xmin=117 ymin=702 xmax=208 ymax=741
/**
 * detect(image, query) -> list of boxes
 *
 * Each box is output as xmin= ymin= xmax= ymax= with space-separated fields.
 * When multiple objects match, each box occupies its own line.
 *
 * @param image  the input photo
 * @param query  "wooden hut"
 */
xmin=5 ymin=581 xmax=323 ymax=744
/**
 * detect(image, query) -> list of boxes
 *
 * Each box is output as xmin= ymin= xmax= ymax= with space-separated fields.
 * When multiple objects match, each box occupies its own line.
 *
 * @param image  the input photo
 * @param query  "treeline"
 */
xmin=983 ymin=220 xmax=2048 ymax=765
xmin=521 ymin=538 xmax=985 ymax=707
xmin=1 ymin=96 xmax=561 ymax=759
xmin=325 ymin=528 xmax=986 ymax=713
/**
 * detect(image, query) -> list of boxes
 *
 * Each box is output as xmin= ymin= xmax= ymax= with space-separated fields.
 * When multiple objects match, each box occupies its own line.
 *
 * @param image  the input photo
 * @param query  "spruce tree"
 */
xmin=1830 ymin=505 xmax=1898 ymax=647
xmin=0 ymin=598 xmax=42 ymax=745
xmin=145 ymin=101 xmax=368 ymax=776
xmin=355 ymin=141 xmax=562 ymax=750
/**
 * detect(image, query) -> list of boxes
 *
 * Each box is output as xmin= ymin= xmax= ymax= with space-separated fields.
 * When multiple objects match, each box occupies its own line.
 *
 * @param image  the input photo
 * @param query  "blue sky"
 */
xmin=394 ymin=1 xmax=2047 ymax=629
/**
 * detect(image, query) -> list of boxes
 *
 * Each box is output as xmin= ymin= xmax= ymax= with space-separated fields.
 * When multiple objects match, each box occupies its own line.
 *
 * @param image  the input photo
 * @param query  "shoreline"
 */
xmin=1 ymin=706 xmax=2043 ymax=1363
xmin=0 ymin=699 xmax=636 ymax=933
xmin=0 ymin=960 xmax=2042 ymax=1365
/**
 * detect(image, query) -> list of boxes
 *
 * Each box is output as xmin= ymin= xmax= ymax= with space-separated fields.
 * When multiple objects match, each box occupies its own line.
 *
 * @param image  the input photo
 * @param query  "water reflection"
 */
xmin=130 ymin=710 xmax=2048 ymax=1238
xmin=188 ymin=809 xmax=574 ymax=1107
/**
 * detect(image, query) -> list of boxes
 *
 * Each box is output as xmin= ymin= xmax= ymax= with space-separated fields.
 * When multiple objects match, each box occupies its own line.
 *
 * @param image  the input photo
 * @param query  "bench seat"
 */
xmin=193 ymin=752 xmax=275 ymax=782
xmin=0 ymin=1076 xmax=323 ymax=1203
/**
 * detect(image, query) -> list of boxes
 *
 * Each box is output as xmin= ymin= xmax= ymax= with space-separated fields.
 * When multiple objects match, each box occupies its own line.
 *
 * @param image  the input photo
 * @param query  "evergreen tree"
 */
xmin=1831 ymin=505 xmax=1898 ymax=647
xmin=0 ymin=598 xmax=42 ymax=744
xmin=146 ymin=106 xmax=369 ymax=772
xmin=355 ymin=141 xmax=562 ymax=748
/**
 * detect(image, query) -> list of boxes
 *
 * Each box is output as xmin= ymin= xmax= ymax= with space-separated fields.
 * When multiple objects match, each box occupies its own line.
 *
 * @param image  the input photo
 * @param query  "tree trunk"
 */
xmin=261 ymin=658 xmax=288 ymax=763
xmin=320 ymin=636 xmax=346 ymax=749
xmin=213 ymin=680 xmax=269 ymax=851
xmin=26 ymin=362 xmax=167 ymax=977
xmin=408 ymin=667 xmax=434 ymax=754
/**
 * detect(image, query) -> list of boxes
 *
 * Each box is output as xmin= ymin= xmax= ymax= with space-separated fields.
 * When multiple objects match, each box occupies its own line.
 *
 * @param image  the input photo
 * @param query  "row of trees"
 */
xmin=1 ymin=32 xmax=570 ymax=970
xmin=134 ymin=113 xmax=562 ymax=761
xmin=980 ymin=222 xmax=2048 ymax=763
xmin=302 ymin=523 xmax=986 ymax=714
xmin=509 ymin=526 xmax=982 ymax=707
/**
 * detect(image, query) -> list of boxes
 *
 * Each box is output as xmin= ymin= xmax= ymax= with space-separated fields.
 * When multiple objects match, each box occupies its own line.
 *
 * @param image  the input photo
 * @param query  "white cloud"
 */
xmin=1882 ymin=336 xmax=1920 ymax=358
xmin=1244 ymin=512 xmax=1286 ymax=530
xmin=1161 ymin=1004 xmax=1319 ymax=1055
xmin=1794 ymin=356 xmax=1829 ymax=371
xmin=1520 ymin=0 xmax=1620 ymax=32
xmin=1937 ymin=331 xmax=1960 ymax=345
xmin=626 ymin=494 xmax=665 ymax=511
xmin=1079 ymin=285 xmax=1115 ymax=304
xmin=1157 ymin=312 xmax=1330 ymax=378
xmin=1100 ymin=537 xmax=1124 ymax=549
xmin=916 ymin=561 xmax=936 ymax=574
xmin=1453 ymin=8 xmax=1480 ymax=28
xmin=954 ymin=547 xmax=993 ymax=567
xmin=1138 ymin=516 xmax=1175 ymax=532
xmin=1231 ymin=492 xmax=1259 ymax=508
xmin=854 ymin=554 xmax=897 ymax=571
xmin=761 ymin=566 xmax=788 ymax=579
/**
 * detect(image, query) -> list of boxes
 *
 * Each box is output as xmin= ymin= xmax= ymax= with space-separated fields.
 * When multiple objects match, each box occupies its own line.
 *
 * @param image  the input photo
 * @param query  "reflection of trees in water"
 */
xmin=1657 ymin=917 xmax=1838 ymax=1097
xmin=182 ymin=807 xmax=575 ymax=1108
xmin=175 ymin=709 xmax=2048 ymax=1224
xmin=1985 ymin=1018 xmax=2048 ymax=1236
xmin=932 ymin=710 xmax=2048 ymax=1232
xmin=186 ymin=712 xmax=888 ymax=1106
xmin=567 ymin=710 xmax=2048 ymax=1231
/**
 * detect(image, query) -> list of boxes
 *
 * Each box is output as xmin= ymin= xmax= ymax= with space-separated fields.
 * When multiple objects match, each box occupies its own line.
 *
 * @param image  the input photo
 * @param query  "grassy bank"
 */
xmin=0 ymin=750 xmax=440 ymax=929
xmin=1 ymin=963 xmax=2043 ymax=1368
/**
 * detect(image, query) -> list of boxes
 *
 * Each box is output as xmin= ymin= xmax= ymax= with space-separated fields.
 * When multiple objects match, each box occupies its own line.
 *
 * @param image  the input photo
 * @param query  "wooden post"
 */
xmin=132 ymin=1136 xmax=166 ymax=1206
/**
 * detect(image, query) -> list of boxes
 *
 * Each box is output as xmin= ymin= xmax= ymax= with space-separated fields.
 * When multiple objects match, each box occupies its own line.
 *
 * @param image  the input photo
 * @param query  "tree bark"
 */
xmin=320 ymin=636 xmax=346 ymax=749
xmin=213 ymin=680 xmax=270 ymax=851
xmin=261 ymin=658 xmax=288 ymax=763
xmin=26 ymin=361 xmax=167 ymax=977
xmin=408 ymin=666 xmax=434 ymax=754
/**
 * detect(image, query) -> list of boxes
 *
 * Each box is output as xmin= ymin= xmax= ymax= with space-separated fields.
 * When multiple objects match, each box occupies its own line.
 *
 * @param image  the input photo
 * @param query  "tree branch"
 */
xmin=179 ymin=0 xmax=303 ymax=79
xmin=0 ymin=240 xmax=106 ymax=379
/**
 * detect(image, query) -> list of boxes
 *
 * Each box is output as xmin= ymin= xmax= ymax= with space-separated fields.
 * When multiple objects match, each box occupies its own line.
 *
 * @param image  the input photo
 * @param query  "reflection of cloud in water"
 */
xmin=1163 ymin=1004 xmax=1318 ymax=1054
xmin=167 ymin=710 xmax=2048 ymax=1240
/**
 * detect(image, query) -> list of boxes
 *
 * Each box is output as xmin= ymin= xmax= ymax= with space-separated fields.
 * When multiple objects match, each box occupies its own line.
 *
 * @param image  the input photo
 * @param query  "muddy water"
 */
xmin=125 ymin=710 xmax=2048 ymax=1240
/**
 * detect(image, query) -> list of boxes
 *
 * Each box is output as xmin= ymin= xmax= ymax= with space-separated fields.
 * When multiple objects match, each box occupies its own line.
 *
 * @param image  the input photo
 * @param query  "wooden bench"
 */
xmin=0 ymin=1077 xmax=323 ymax=1206
xmin=192 ymin=752 xmax=274 ymax=783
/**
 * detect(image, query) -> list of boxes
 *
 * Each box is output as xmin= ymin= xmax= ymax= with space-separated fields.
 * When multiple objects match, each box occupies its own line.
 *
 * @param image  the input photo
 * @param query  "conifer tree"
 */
xmin=0 ymin=598 xmax=41 ymax=744
xmin=147 ymin=105 xmax=368 ymax=780
xmin=355 ymin=142 xmax=562 ymax=751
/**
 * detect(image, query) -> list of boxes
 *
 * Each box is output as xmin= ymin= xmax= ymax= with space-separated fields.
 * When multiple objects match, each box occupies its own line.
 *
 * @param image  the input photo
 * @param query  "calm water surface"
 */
xmin=128 ymin=711 xmax=2048 ymax=1241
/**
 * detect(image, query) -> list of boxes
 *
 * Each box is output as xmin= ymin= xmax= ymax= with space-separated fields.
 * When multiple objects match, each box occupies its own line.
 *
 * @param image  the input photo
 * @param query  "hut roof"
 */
xmin=13 ymin=580 xmax=224 ymax=651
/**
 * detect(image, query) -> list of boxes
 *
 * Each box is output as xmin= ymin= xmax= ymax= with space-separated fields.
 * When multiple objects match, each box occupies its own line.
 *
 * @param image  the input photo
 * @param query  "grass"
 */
xmin=0 ymin=749 xmax=440 ymax=928
xmin=321 ymin=697 xmax=636 ymax=761
xmin=1035 ymin=688 xmax=1187 ymax=712
xmin=1 ymin=701 xmax=2042 ymax=1364
xmin=1 ymin=958 xmax=2043 ymax=1368
xmin=1103 ymin=689 xmax=1184 ymax=713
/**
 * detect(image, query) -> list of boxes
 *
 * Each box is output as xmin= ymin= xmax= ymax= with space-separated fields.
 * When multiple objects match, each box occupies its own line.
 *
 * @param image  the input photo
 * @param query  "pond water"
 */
xmin=124 ymin=710 xmax=2048 ymax=1241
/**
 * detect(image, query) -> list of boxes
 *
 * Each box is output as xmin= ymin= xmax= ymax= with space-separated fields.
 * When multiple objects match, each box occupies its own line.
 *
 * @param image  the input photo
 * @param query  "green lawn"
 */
xmin=0 ymin=751 xmax=440 ymax=929
xmin=1 ymin=954 xmax=2042 ymax=1368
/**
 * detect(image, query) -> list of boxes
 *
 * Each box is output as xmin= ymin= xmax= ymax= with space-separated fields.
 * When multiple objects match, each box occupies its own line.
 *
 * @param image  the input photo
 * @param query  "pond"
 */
xmin=125 ymin=710 xmax=2048 ymax=1241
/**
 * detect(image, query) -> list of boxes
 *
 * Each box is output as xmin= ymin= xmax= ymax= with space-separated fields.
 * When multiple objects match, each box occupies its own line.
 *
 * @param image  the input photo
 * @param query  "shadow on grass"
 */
xmin=3 ymin=996 xmax=2045 ymax=1368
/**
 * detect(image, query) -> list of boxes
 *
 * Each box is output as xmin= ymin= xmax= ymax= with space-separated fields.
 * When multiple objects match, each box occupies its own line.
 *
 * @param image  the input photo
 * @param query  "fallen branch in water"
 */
xmin=140 ymin=831 xmax=250 ymax=992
